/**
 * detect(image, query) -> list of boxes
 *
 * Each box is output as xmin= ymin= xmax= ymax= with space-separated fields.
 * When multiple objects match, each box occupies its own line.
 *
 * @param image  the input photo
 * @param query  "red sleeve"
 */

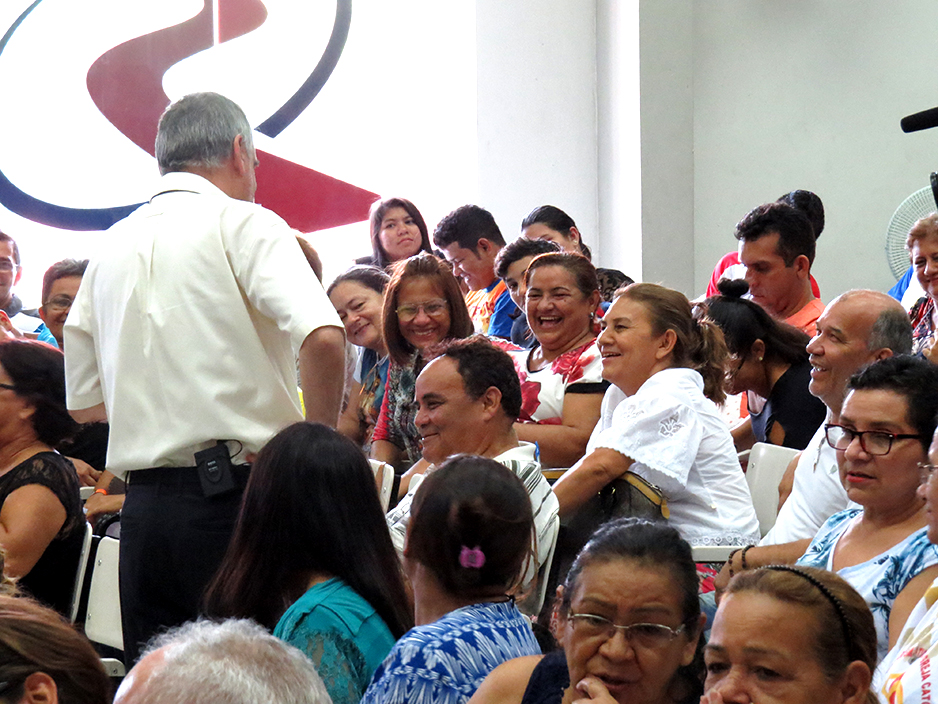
xmin=707 ymin=251 xmax=740 ymax=297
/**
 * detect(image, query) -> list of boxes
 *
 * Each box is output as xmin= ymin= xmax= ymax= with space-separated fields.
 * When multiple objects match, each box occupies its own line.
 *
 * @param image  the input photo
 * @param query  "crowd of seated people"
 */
xmin=13 ymin=173 xmax=938 ymax=704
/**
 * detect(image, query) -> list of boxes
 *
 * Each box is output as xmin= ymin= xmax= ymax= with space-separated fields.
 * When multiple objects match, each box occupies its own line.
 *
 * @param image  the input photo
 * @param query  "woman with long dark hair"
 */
xmin=700 ymin=278 xmax=826 ymax=451
xmin=370 ymin=253 xmax=474 ymax=472
xmin=204 ymin=423 xmax=412 ymax=704
xmin=360 ymin=197 xmax=434 ymax=269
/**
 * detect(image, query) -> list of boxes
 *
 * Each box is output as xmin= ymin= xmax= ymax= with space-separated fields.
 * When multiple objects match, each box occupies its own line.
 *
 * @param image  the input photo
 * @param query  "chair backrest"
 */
xmin=368 ymin=459 xmax=396 ymax=512
xmin=84 ymin=537 xmax=123 ymax=651
xmin=69 ymin=521 xmax=94 ymax=623
xmin=746 ymin=442 xmax=800 ymax=536
xmin=518 ymin=511 xmax=561 ymax=617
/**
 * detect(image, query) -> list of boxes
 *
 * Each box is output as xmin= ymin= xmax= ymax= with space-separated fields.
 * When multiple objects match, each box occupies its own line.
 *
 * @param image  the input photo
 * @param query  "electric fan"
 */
xmin=885 ymin=174 xmax=938 ymax=280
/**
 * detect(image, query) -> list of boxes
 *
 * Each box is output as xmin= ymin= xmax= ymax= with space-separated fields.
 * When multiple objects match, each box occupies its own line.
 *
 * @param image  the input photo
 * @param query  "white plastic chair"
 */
xmin=368 ymin=459 xmax=396 ymax=512
xmin=69 ymin=522 xmax=94 ymax=623
xmin=84 ymin=536 xmax=125 ymax=677
xmin=746 ymin=442 xmax=800 ymax=537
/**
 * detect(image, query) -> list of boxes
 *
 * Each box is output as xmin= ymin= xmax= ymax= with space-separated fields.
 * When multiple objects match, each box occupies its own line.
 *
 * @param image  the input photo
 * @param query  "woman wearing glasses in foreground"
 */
xmin=468 ymin=519 xmax=705 ymax=704
xmin=731 ymin=356 xmax=938 ymax=662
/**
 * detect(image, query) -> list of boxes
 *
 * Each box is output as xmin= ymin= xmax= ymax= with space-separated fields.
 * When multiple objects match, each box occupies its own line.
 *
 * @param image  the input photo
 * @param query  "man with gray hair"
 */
xmin=716 ymin=289 xmax=912 ymax=583
xmin=113 ymin=619 xmax=333 ymax=704
xmin=65 ymin=92 xmax=345 ymax=661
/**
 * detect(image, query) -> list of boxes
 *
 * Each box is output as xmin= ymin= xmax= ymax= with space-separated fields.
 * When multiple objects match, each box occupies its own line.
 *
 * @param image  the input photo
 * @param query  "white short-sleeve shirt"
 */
xmin=64 ymin=172 xmax=342 ymax=476
xmin=587 ymin=369 xmax=760 ymax=546
xmin=760 ymin=421 xmax=855 ymax=545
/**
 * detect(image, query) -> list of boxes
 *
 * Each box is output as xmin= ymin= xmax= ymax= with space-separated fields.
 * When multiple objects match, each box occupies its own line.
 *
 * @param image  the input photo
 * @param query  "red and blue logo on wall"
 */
xmin=0 ymin=0 xmax=377 ymax=233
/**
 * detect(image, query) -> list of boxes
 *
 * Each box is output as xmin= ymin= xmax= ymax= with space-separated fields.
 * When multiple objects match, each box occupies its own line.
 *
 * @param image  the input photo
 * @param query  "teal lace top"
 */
xmin=273 ymin=578 xmax=397 ymax=704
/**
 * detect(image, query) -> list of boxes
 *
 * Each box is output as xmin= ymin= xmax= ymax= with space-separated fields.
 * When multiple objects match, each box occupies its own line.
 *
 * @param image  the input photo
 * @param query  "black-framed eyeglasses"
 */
xmin=0 ymin=383 xmax=16 ymax=392
xmin=567 ymin=613 xmax=685 ymax=648
xmin=825 ymin=423 xmax=924 ymax=456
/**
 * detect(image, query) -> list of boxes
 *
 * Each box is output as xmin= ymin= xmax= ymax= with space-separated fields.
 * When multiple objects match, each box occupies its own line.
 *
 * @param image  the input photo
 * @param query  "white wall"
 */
xmin=691 ymin=1 xmax=938 ymax=299
xmin=476 ymin=0 xmax=600 ymax=252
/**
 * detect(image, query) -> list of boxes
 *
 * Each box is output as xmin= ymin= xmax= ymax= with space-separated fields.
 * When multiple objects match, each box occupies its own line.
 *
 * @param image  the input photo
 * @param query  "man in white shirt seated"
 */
xmin=719 ymin=289 xmax=912 ymax=579
xmin=387 ymin=336 xmax=558 ymax=574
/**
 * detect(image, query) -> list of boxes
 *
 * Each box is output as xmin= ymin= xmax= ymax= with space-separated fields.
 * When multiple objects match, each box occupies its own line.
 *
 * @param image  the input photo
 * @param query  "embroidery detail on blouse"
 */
xmin=659 ymin=413 xmax=684 ymax=438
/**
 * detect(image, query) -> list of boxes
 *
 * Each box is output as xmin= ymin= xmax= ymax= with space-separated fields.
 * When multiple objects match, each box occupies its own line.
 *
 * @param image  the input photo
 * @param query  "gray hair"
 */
xmin=155 ymin=93 xmax=255 ymax=175
xmin=834 ymin=289 xmax=912 ymax=356
xmin=869 ymin=306 xmax=913 ymax=355
xmin=136 ymin=619 xmax=332 ymax=704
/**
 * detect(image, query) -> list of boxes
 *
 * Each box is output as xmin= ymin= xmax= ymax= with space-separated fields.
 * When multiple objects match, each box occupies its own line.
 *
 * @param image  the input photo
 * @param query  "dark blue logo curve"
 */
xmin=0 ymin=0 xmax=351 ymax=231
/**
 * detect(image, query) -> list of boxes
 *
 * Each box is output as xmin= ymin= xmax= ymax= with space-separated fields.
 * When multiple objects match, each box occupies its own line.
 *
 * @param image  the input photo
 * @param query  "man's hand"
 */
xmin=68 ymin=457 xmax=102 ymax=487
xmin=85 ymin=492 xmax=125 ymax=526
xmin=0 ymin=311 xmax=22 ymax=339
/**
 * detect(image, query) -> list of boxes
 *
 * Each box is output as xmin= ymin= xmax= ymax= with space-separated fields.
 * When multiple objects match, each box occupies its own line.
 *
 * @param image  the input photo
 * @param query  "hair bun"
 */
xmin=716 ymin=278 xmax=749 ymax=299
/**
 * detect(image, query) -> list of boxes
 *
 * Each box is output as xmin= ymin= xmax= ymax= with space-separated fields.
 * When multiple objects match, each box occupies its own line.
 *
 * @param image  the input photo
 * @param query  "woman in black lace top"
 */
xmin=0 ymin=340 xmax=83 ymax=614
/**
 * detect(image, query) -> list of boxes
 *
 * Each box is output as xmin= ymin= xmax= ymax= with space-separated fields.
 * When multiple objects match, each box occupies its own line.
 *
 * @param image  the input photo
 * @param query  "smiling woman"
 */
xmin=906 ymin=213 xmax=938 ymax=361
xmin=508 ymin=253 xmax=607 ymax=469
xmin=552 ymin=283 xmax=759 ymax=548
xmin=328 ymin=265 xmax=390 ymax=451
xmin=370 ymin=254 xmax=473 ymax=473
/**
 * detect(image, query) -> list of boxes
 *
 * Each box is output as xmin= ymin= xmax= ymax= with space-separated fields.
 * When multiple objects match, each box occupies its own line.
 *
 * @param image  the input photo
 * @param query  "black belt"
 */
xmin=129 ymin=464 xmax=251 ymax=486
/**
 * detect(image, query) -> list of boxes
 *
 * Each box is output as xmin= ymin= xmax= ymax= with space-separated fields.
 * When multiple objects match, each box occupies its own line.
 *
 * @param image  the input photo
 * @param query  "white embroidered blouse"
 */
xmin=587 ymin=368 xmax=760 ymax=546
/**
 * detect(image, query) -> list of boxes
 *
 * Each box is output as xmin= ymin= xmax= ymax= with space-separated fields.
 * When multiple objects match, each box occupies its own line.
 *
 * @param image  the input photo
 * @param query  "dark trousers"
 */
xmin=119 ymin=466 xmax=248 ymax=664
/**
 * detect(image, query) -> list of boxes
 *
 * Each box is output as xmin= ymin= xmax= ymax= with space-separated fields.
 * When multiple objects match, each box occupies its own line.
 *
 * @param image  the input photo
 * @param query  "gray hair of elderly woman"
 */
xmin=123 ymin=619 xmax=331 ymax=704
xmin=155 ymin=92 xmax=254 ymax=175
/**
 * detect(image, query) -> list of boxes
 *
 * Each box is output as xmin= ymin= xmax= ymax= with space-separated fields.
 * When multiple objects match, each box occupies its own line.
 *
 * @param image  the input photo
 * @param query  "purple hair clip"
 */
xmin=459 ymin=545 xmax=485 ymax=569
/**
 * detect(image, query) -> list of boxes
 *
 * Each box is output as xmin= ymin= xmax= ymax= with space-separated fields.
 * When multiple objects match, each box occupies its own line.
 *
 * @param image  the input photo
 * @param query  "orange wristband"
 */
xmin=93 ymin=488 xmax=108 ymax=497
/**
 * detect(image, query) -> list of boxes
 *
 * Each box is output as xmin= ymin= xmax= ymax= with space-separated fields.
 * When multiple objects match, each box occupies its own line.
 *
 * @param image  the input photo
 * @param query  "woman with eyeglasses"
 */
xmin=703 ymin=566 xmax=875 ymax=704
xmin=468 ymin=518 xmax=705 ymax=704
xmin=699 ymin=278 xmax=826 ymax=452
xmin=727 ymin=356 xmax=938 ymax=662
xmin=370 ymin=253 xmax=474 ymax=474
xmin=0 ymin=340 xmax=84 ymax=616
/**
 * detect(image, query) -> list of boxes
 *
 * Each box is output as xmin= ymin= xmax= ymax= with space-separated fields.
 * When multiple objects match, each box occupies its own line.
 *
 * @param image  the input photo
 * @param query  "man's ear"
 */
xmin=13 ymin=265 xmax=22 ymax=286
xmin=477 ymin=238 xmax=496 ymax=257
xmin=231 ymin=134 xmax=249 ymax=176
xmin=793 ymin=254 xmax=811 ymax=279
xmin=872 ymin=347 xmax=895 ymax=362
xmin=480 ymin=386 xmax=502 ymax=419
xmin=21 ymin=672 xmax=58 ymax=704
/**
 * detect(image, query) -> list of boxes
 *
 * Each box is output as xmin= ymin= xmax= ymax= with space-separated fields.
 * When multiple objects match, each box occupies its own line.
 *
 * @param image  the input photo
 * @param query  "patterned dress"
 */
xmin=910 ymin=296 xmax=936 ymax=357
xmin=798 ymin=508 xmax=938 ymax=661
xmin=361 ymin=600 xmax=541 ymax=704
xmin=508 ymin=339 xmax=607 ymax=425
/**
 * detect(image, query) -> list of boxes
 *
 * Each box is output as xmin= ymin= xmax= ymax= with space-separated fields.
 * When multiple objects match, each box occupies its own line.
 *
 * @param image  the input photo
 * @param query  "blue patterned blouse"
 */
xmin=797 ymin=508 xmax=938 ymax=661
xmin=361 ymin=600 xmax=540 ymax=704
xmin=272 ymin=578 xmax=396 ymax=704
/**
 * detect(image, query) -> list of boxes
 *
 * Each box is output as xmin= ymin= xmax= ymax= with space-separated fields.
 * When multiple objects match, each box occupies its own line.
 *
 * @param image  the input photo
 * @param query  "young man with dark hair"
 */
xmin=433 ymin=205 xmax=513 ymax=339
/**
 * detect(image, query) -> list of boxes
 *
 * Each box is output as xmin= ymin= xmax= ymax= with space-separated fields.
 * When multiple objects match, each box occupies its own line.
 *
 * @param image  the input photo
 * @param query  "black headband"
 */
xmin=759 ymin=565 xmax=860 ymax=662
